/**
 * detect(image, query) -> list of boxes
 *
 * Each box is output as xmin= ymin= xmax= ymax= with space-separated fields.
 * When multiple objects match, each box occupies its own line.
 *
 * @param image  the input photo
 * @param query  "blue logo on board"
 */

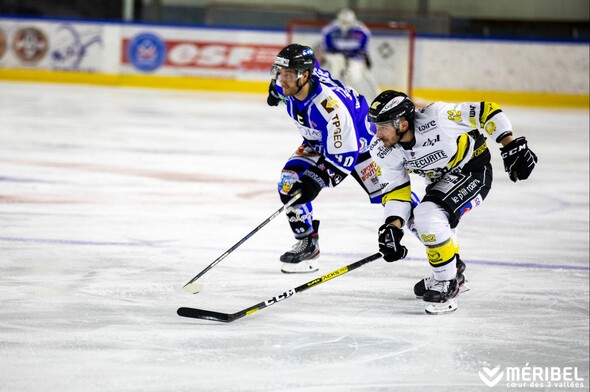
xmin=127 ymin=33 xmax=166 ymax=72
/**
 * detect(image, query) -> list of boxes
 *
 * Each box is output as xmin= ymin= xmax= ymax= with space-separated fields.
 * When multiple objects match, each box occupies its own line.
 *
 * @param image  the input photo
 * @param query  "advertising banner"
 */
xmin=0 ymin=19 xmax=119 ymax=73
xmin=120 ymin=25 xmax=285 ymax=80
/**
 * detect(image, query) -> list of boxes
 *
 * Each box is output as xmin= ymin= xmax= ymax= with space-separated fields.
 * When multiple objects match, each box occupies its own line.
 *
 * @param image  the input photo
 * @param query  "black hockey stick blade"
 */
xmin=177 ymin=252 xmax=382 ymax=323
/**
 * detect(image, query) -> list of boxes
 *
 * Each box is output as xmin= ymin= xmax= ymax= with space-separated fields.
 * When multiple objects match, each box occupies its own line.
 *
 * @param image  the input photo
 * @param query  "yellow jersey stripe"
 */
xmin=382 ymin=182 xmax=412 ymax=205
xmin=446 ymin=133 xmax=470 ymax=169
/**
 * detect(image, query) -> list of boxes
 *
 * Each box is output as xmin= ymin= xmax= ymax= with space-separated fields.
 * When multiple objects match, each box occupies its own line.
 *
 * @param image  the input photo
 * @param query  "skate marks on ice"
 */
xmin=0 ymin=82 xmax=588 ymax=391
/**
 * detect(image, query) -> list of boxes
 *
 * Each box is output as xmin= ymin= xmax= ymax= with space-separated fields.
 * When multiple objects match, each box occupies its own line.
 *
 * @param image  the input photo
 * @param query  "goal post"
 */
xmin=287 ymin=20 xmax=416 ymax=98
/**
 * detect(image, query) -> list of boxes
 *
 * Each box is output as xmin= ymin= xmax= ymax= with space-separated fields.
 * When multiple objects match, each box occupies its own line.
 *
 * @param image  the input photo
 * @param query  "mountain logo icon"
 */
xmin=479 ymin=366 xmax=504 ymax=387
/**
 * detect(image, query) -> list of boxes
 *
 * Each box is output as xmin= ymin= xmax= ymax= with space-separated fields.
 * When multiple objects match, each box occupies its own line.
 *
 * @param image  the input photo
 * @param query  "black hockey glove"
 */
xmin=267 ymin=79 xmax=281 ymax=106
xmin=289 ymin=167 xmax=329 ymax=204
xmin=378 ymin=223 xmax=408 ymax=262
xmin=500 ymin=136 xmax=538 ymax=182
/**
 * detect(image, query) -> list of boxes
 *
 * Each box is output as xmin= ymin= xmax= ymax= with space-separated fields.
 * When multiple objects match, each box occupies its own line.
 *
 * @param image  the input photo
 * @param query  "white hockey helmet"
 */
xmin=337 ymin=8 xmax=356 ymax=29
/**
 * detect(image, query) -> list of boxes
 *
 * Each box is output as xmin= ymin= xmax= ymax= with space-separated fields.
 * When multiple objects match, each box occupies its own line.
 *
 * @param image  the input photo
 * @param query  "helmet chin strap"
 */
xmin=397 ymin=127 xmax=416 ymax=149
xmin=294 ymin=71 xmax=311 ymax=95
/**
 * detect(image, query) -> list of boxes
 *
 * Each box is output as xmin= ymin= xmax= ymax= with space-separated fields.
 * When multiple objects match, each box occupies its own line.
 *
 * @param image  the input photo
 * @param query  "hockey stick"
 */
xmin=177 ymin=252 xmax=382 ymax=322
xmin=182 ymin=192 xmax=302 ymax=294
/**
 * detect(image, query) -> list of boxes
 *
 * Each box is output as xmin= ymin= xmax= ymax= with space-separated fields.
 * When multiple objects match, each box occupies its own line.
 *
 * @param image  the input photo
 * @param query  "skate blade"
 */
xmin=425 ymin=298 xmax=458 ymax=315
xmin=416 ymin=280 xmax=469 ymax=298
xmin=281 ymin=260 xmax=319 ymax=274
xmin=460 ymin=281 xmax=470 ymax=293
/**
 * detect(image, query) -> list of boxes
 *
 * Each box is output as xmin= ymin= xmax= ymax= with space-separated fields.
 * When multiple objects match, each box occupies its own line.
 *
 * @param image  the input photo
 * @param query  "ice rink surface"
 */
xmin=0 ymin=81 xmax=588 ymax=392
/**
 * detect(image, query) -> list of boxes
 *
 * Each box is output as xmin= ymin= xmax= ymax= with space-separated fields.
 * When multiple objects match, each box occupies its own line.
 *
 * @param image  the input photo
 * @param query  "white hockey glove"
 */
xmin=500 ymin=136 xmax=538 ymax=182
xmin=378 ymin=223 xmax=408 ymax=262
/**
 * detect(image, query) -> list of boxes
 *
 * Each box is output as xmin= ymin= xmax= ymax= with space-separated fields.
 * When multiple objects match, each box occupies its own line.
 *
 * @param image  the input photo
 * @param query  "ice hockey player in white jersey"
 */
xmin=368 ymin=90 xmax=538 ymax=315
xmin=320 ymin=8 xmax=380 ymax=101
xmin=267 ymin=44 xmax=381 ymax=274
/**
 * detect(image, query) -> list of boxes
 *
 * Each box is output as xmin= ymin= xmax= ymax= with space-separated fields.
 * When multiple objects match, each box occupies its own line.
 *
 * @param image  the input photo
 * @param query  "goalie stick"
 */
xmin=177 ymin=252 xmax=382 ymax=322
xmin=182 ymin=192 xmax=302 ymax=294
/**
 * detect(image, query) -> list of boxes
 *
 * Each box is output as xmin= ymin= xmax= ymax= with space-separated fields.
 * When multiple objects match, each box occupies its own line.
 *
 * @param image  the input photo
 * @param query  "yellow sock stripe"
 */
xmin=446 ymin=133 xmax=470 ymax=169
xmin=381 ymin=182 xmax=412 ymax=205
xmin=426 ymin=240 xmax=456 ymax=266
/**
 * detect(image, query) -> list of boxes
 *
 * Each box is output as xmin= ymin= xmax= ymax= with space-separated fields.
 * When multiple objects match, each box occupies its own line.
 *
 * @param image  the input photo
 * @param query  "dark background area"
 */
xmin=0 ymin=0 xmax=588 ymax=41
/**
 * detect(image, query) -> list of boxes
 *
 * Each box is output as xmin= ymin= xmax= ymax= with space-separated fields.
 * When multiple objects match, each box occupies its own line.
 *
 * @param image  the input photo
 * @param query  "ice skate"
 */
xmin=414 ymin=256 xmax=469 ymax=297
xmin=280 ymin=233 xmax=320 ymax=273
xmin=423 ymin=278 xmax=460 ymax=315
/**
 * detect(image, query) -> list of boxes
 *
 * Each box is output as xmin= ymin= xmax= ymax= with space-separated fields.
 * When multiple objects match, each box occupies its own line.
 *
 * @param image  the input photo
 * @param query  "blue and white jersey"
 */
xmin=321 ymin=21 xmax=371 ymax=59
xmin=275 ymin=65 xmax=375 ymax=177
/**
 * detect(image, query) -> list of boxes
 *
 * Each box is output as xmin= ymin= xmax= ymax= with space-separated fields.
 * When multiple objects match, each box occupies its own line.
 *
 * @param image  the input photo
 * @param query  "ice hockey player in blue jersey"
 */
xmin=267 ymin=43 xmax=381 ymax=273
xmin=320 ymin=8 xmax=380 ymax=100
xmin=368 ymin=90 xmax=538 ymax=314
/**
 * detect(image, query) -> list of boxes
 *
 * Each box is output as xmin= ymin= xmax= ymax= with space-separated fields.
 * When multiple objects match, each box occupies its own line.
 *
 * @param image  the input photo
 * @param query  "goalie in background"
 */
xmin=320 ymin=8 xmax=380 ymax=101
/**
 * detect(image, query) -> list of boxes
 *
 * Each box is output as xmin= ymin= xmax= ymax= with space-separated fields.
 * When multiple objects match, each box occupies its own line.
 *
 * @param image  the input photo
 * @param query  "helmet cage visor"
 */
xmin=374 ymin=116 xmax=402 ymax=130
xmin=270 ymin=65 xmax=305 ymax=83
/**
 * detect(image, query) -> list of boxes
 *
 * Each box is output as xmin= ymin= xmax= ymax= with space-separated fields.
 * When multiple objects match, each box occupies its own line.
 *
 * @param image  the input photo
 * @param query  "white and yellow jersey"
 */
xmin=369 ymin=101 xmax=513 ymax=223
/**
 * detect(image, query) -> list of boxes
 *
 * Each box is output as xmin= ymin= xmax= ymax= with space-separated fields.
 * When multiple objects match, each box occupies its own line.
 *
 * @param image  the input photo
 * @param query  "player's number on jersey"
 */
xmin=335 ymin=154 xmax=354 ymax=167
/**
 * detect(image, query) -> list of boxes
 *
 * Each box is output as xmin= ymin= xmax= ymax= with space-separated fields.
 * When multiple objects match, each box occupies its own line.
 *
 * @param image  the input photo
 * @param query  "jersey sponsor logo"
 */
xmin=418 ymin=120 xmax=437 ymax=132
xmin=450 ymin=179 xmax=481 ymax=204
xmin=447 ymin=109 xmax=463 ymax=122
xmin=360 ymin=161 xmax=377 ymax=182
xmin=422 ymin=134 xmax=441 ymax=147
xmin=321 ymin=96 xmax=339 ymax=113
xmin=331 ymin=114 xmax=343 ymax=148
xmin=318 ymin=163 xmax=345 ymax=186
xmin=359 ymin=137 xmax=369 ymax=153
xmin=485 ymin=121 xmax=496 ymax=135
xmin=469 ymin=105 xmax=477 ymax=128
xmin=278 ymin=170 xmax=299 ymax=194
xmin=407 ymin=150 xmax=448 ymax=169
xmin=472 ymin=140 xmax=487 ymax=157
xmin=370 ymin=139 xmax=392 ymax=159
xmin=458 ymin=193 xmax=483 ymax=216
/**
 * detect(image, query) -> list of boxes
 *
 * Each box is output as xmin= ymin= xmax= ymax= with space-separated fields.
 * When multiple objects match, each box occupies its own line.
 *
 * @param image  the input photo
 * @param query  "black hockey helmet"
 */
xmin=271 ymin=44 xmax=315 ymax=79
xmin=368 ymin=90 xmax=415 ymax=126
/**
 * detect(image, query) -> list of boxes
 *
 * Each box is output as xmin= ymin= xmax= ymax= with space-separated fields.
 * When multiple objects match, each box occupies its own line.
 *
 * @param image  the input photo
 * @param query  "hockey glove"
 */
xmin=267 ymin=79 xmax=282 ymax=106
xmin=378 ymin=223 xmax=408 ymax=262
xmin=500 ymin=136 xmax=538 ymax=182
xmin=289 ymin=167 xmax=329 ymax=204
